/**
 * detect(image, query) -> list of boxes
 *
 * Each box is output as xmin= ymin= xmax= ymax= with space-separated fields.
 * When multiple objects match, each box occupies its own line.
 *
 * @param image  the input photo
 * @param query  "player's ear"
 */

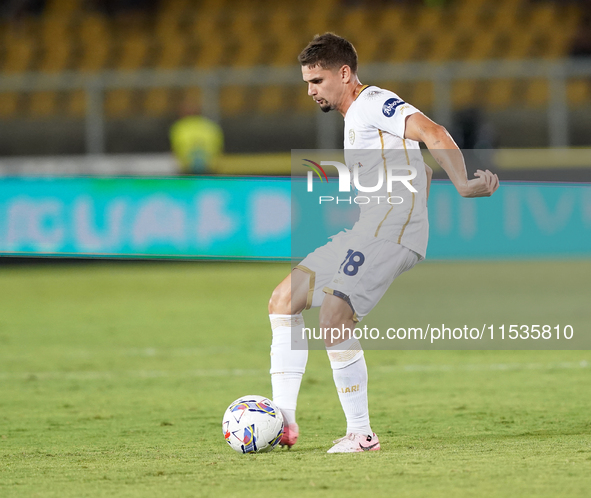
xmin=340 ymin=65 xmax=351 ymax=84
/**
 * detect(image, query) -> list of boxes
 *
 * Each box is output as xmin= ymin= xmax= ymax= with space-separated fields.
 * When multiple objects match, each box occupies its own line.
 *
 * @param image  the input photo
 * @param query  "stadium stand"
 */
xmin=0 ymin=0 xmax=586 ymax=120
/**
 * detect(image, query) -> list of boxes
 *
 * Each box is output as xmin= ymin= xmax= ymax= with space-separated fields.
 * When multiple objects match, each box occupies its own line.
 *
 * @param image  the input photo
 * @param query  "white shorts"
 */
xmin=295 ymin=231 xmax=420 ymax=321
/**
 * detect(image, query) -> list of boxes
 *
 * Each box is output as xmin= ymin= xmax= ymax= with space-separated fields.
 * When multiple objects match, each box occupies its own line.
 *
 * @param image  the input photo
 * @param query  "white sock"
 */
xmin=327 ymin=337 xmax=372 ymax=436
xmin=269 ymin=313 xmax=308 ymax=426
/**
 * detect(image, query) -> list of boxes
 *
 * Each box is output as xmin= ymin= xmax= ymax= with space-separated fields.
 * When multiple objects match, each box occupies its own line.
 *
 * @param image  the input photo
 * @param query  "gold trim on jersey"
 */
xmin=402 ymin=137 xmax=411 ymax=165
xmin=375 ymin=129 xmax=393 ymax=237
xmin=354 ymin=84 xmax=370 ymax=101
xmin=397 ymin=139 xmax=415 ymax=244
xmin=378 ymin=129 xmax=389 ymax=191
xmin=294 ymin=265 xmax=315 ymax=310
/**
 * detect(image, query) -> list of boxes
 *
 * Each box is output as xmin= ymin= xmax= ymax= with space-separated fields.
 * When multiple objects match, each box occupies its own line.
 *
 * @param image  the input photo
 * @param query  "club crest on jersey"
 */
xmin=382 ymin=97 xmax=405 ymax=117
xmin=349 ymin=129 xmax=355 ymax=145
xmin=364 ymin=90 xmax=383 ymax=100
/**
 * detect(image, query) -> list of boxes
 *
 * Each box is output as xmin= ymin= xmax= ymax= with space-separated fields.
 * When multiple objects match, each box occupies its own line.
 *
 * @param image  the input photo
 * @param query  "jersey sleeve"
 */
xmin=357 ymin=88 xmax=421 ymax=139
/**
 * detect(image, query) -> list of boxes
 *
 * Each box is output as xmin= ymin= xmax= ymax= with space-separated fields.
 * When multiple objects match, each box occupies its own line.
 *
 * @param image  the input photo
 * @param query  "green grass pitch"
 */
xmin=0 ymin=260 xmax=589 ymax=497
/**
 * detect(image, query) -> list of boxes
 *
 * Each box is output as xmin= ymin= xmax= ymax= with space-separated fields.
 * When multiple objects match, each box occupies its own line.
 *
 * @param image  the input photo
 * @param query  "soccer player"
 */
xmin=268 ymin=33 xmax=499 ymax=453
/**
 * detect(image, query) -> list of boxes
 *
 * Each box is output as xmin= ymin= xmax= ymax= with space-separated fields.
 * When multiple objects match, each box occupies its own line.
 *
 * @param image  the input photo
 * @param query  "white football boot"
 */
xmin=327 ymin=433 xmax=380 ymax=453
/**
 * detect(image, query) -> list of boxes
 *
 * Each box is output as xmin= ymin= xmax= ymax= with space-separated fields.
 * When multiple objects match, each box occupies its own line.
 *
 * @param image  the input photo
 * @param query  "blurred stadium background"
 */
xmin=0 ymin=0 xmax=591 ymax=157
xmin=0 ymin=0 xmax=590 ymax=260
xmin=0 ymin=3 xmax=590 ymax=495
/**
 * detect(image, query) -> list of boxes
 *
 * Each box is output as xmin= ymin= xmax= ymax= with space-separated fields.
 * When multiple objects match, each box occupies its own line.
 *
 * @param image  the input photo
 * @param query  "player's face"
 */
xmin=302 ymin=65 xmax=345 ymax=113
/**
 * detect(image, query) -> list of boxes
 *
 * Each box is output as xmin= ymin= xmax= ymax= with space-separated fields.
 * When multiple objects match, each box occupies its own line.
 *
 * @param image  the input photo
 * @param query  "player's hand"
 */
xmin=460 ymin=169 xmax=499 ymax=198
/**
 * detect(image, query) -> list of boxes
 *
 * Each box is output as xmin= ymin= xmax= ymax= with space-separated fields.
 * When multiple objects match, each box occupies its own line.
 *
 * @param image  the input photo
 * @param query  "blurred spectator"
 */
xmin=0 ymin=0 xmax=45 ymax=20
xmin=571 ymin=29 xmax=591 ymax=58
xmin=570 ymin=0 xmax=591 ymax=58
xmin=89 ymin=0 xmax=157 ymax=16
xmin=169 ymin=100 xmax=224 ymax=175
xmin=343 ymin=0 xmax=428 ymax=6
xmin=451 ymin=108 xmax=496 ymax=149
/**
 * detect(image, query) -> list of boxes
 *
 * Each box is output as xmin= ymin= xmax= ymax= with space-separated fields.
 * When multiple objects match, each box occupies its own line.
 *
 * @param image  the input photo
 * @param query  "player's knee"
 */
xmin=268 ymin=285 xmax=291 ymax=315
xmin=319 ymin=307 xmax=345 ymax=331
xmin=319 ymin=295 xmax=354 ymax=330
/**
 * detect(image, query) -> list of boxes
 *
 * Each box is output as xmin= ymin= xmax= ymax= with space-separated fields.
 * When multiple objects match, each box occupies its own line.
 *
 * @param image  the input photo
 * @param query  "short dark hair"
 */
xmin=298 ymin=33 xmax=358 ymax=74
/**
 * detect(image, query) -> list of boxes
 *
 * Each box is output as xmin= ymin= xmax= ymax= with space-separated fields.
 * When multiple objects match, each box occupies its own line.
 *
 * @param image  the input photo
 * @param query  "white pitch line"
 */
xmin=0 ymin=361 xmax=587 ymax=381
xmin=376 ymin=360 xmax=589 ymax=373
xmin=0 ymin=369 xmax=264 ymax=381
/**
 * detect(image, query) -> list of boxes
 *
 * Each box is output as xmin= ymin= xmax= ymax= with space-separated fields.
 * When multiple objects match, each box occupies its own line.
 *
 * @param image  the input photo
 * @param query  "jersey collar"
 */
xmin=344 ymin=84 xmax=371 ymax=119
xmin=354 ymin=84 xmax=370 ymax=101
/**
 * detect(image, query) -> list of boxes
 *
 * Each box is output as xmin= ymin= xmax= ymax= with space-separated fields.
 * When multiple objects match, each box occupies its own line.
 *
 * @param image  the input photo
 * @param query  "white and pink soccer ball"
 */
xmin=222 ymin=395 xmax=284 ymax=454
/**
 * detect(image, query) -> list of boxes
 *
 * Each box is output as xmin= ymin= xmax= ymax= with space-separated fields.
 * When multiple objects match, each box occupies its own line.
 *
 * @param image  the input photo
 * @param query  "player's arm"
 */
xmin=404 ymin=113 xmax=499 ymax=198
xmin=424 ymin=162 xmax=432 ymax=200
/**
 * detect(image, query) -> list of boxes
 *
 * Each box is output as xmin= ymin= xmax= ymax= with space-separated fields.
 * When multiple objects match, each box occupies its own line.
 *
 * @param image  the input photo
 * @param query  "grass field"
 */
xmin=0 ymin=260 xmax=589 ymax=497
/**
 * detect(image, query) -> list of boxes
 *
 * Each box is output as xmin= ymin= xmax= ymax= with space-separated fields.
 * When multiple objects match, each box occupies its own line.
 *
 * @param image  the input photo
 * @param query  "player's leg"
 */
xmin=268 ymin=268 xmax=310 ymax=447
xmin=325 ymin=241 xmax=420 ymax=452
xmin=320 ymin=293 xmax=378 ymax=453
xmin=268 ymin=234 xmax=346 ymax=447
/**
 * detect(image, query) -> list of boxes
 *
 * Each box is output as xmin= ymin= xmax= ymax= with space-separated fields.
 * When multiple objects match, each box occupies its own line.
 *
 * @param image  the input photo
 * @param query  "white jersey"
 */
xmin=343 ymin=85 xmax=429 ymax=259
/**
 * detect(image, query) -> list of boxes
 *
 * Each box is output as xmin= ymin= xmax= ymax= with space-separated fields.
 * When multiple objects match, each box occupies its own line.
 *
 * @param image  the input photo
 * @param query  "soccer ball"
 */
xmin=222 ymin=395 xmax=284 ymax=454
